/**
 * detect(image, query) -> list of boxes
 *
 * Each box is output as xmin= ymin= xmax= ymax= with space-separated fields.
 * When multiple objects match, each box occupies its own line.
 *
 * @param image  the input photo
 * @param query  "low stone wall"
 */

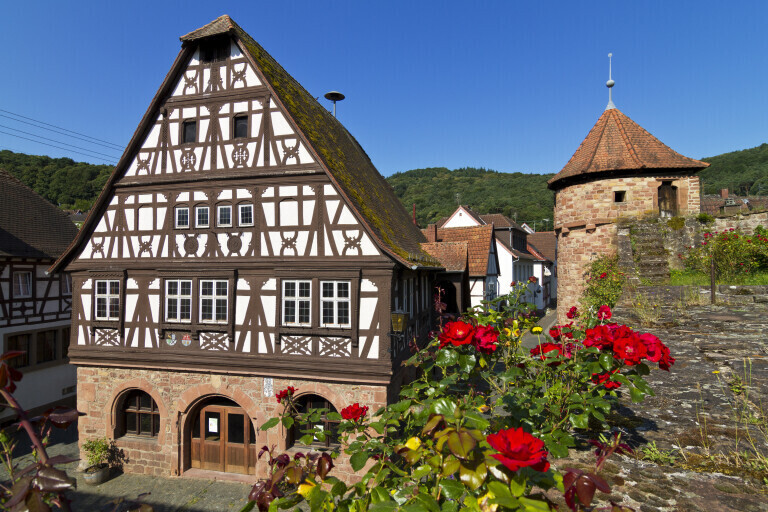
xmin=622 ymin=284 xmax=768 ymax=306
xmin=712 ymin=209 xmax=768 ymax=234
xmin=77 ymin=366 xmax=389 ymax=481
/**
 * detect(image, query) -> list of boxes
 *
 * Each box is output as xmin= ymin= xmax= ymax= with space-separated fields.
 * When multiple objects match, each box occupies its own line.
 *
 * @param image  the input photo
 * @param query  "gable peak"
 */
xmin=180 ymin=15 xmax=239 ymax=42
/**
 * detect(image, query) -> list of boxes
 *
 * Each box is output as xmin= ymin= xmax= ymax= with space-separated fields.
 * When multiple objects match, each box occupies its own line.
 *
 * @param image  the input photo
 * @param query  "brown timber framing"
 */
xmin=0 ymin=259 xmax=71 ymax=327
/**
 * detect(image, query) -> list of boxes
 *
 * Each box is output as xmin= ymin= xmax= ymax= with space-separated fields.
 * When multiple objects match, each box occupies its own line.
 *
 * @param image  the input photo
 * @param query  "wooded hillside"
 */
xmin=386 ymin=167 xmax=555 ymax=228
xmin=0 ymin=150 xmax=113 ymax=210
xmin=700 ymin=143 xmax=768 ymax=196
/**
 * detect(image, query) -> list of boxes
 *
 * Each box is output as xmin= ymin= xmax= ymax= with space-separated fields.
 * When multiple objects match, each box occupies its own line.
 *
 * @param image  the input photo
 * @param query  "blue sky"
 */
xmin=1 ymin=1 xmax=766 ymax=176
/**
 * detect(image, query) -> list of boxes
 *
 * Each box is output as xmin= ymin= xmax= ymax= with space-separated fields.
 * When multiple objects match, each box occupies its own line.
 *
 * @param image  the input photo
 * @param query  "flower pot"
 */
xmin=82 ymin=464 xmax=110 ymax=485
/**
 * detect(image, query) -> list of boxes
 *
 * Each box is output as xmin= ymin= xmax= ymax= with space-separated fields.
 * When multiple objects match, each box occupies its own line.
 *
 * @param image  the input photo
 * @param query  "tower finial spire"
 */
xmin=606 ymin=52 xmax=616 ymax=110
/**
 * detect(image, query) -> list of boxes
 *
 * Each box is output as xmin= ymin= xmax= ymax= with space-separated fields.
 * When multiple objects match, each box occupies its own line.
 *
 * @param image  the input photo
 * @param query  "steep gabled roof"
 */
xmin=52 ymin=15 xmax=435 ymax=272
xmin=527 ymin=231 xmax=556 ymax=262
xmin=185 ymin=16 xmax=433 ymax=267
xmin=420 ymin=242 xmax=468 ymax=272
xmin=422 ymin=225 xmax=494 ymax=276
xmin=0 ymin=169 xmax=79 ymax=259
xmin=548 ymin=108 xmax=709 ymax=190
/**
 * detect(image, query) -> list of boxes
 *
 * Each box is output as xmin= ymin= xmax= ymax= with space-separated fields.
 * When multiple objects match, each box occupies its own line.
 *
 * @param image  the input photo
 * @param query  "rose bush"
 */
xmin=681 ymin=228 xmax=768 ymax=281
xmin=247 ymin=287 xmax=672 ymax=512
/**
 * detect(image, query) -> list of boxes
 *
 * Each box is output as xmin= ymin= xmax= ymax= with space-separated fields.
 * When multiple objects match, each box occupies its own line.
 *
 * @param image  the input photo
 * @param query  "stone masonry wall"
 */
xmin=555 ymin=176 xmax=699 ymax=228
xmin=555 ymin=223 xmax=617 ymax=322
xmin=77 ymin=367 xmax=389 ymax=482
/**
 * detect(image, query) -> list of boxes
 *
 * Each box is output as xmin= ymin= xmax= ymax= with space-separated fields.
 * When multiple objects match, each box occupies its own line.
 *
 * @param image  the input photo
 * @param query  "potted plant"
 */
xmin=81 ymin=437 xmax=125 ymax=485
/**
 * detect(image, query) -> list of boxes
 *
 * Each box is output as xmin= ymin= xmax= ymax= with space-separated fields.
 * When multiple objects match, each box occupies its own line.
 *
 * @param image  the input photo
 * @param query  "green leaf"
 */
xmin=326 ymin=412 xmax=342 ymax=421
xmin=259 ymin=417 xmax=279 ymax=431
xmin=509 ymin=474 xmax=526 ymax=497
xmin=441 ymin=500 xmax=459 ymax=512
xmin=439 ymin=478 xmax=465 ymax=500
xmin=369 ymin=421 xmax=386 ymax=435
xmin=447 ymin=431 xmax=477 ymax=460
xmin=599 ymin=352 xmax=613 ymax=371
xmin=436 ymin=349 xmax=459 ymax=367
xmin=441 ymin=455 xmax=460 ymax=476
xmin=458 ymin=353 xmax=476 ymax=373
xmin=350 ymin=451 xmax=369 ymax=471
xmin=412 ymin=465 xmax=433 ymax=479
xmin=463 ymin=411 xmax=490 ymax=430
xmin=630 ymin=386 xmax=646 ymax=403
xmin=519 ymin=496 xmax=553 ymax=511
xmin=431 ymin=398 xmax=457 ymax=417
xmin=281 ymin=416 xmax=294 ymax=429
xmin=331 ymin=479 xmax=347 ymax=497
xmin=458 ymin=460 xmax=487 ymax=490
xmin=413 ymin=493 xmax=441 ymax=512
xmin=368 ymin=500 xmax=398 ymax=512
xmin=239 ymin=502 xmax=256 ymax=512
xmin=371 ymin=486 xmax=390 ymax=504
xmin=569 ymin=413 xmax=588 ymax=429
xmin=390 ymin=400 xmax=413 ymax=413
xmin=635 ymin=363 xmax=651 ymax=376
xmin=488 ymin=481 xmax=520 ymax=508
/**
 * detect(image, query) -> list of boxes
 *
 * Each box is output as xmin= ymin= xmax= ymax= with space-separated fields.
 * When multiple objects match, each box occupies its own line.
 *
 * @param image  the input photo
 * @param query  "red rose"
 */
xmin=566 ymin=306 xmax=579 ymax=319
xmin=473 ymin=325 xmax=499 ymax=354
xmin=486 ymin=427 xmax=550 ymax=472
xmin=583 ymin=324 xmax=614 ymax=350
xmin=613 ymin=335 xmax=647 ymax=366
xmin=591 ymin=370 xmax=621 ymax=389
xmin=530 ymin=342 xmax=563 ymax=360
xmin=438 ymin=320 xmax=475 ymax=348
xmin=341 ymin=403 xmax=368 ymax=422
xmin=528 ymin=276 xmax=537 ymax=283
xmin=657 ymin=343 xmax=675 ymax=371
xmin=597 ymin=305 xmax=612 ymax=320
xmin=276 ymin=386 xmax=296 ymax=404
xmin=599 ymin=272 xmax=607 ymax=279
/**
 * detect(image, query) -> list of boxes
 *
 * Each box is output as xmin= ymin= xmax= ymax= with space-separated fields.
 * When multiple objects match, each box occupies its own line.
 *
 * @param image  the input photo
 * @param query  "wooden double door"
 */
xmin=190 ymin=401 xmax=257 ymax=474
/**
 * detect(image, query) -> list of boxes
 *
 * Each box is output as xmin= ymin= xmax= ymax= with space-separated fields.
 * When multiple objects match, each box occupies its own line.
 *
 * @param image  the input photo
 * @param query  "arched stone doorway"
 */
xmin=187 ymin=396 xmax=257 ymax=475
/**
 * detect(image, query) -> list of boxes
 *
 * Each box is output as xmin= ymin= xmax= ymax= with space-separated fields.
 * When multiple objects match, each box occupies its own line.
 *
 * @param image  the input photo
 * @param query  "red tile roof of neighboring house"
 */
xmin=422 ymin=225 xmax=494 ymax=276
xmin=420 ymin=242 xmax=468 ymax=272
xmin=527 ymin=231 xmax=556 ymax=262
xmin=548 ymin=108 xmax=708 ymax=190
xmin=0 ymin=169 xmax=79 ymax=259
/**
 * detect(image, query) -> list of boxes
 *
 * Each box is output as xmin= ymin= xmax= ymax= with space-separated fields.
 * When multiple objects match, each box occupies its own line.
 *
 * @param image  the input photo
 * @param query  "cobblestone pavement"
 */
xmin=544 ymin=298 xmax=768 ymax=511
xmin=0 ymin=425 xmax=251 ymax=511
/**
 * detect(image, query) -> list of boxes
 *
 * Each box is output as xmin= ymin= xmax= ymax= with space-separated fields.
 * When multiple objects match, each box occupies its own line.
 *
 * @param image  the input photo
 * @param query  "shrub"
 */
xmin=666 ymin=216 xmax=685 ymax=230
xmin=697 ymin=213 xmax=715 ymax=225
xmin=681 ymin=228 xmax=768 ymax=281
xmin=581 ymin=255 xmax=626 ymax=310
xmin=250 ymin=293 xmax=673 ymax=512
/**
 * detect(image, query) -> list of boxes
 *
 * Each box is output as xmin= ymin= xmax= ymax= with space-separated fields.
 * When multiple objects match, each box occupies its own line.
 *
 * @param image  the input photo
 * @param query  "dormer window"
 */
xmin=200 ymin=38 xmax=230 ymax=63
xmin=234 ymin=115 xmax=248 ymax=139
xmin=182 ymin=120 xmax=196 ymax=144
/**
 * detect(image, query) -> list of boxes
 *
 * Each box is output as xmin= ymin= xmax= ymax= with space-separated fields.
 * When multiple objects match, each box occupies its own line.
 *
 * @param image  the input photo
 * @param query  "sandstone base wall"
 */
xmin=77 ymin=367 xmax=391 ymax=482
xmin=555 ymin=224 xmax=617 ymax=323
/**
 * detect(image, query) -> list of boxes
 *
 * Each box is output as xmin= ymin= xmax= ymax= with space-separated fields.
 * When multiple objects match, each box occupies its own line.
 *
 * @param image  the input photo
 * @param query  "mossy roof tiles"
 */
xmin=420 ymin=242 xmax=468 ymax=272
xmin=421 ymin=225 xmax=493 ymax=276
xmin=548 ymin=108 xmax=708 ymax=191
xmin=185 ymin=16 xmax=433 ymax=267
xmin=0 ymin=169 xmax=79 ymax=259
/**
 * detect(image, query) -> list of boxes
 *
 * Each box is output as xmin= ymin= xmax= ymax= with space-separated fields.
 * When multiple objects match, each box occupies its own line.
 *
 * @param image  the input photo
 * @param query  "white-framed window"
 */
xmin=217 ymin=205 xmax=232 ymax=227
xmin=282 ymin=280 xmax=311 ymax=326
xmin=175 ymin=206 xmax=190 ymax=229
xmin=61 ymin=274 xmax=72 ymax=296
xmin=321 ymin=281 xmax=350 ymax=328
xmin=12 ymin=271 xmax=32 ymax=298
xmin=95 ymin=280 xmax=120 ymax=320
xmin=165 ymin=280 xmax=192 ymax=322
xmin=239 ymin=204 xmax=254 ymax=226
xmin=200 ymin=280 xmax=228 ymax=323
xmin=196 ymin=206 xmax=209 ymax=228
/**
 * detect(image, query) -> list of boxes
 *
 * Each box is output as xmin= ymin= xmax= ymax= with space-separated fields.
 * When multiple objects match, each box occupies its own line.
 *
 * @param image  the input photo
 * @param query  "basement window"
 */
xmin=614 ymin=191 xmax=626 ymax=203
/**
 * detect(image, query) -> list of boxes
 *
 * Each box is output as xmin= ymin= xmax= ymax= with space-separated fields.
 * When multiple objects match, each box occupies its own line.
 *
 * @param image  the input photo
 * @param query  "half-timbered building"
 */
xmin=50 ymin=16 xmax=439 ymax=480
xmin=0 ymin=170 xmax=78 ymax=423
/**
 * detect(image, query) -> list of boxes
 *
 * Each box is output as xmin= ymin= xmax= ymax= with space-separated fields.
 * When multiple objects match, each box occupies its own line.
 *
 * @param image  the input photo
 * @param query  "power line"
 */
xmin=0 ymin=113 xmax=123 ymax=153
xmin=0 ymin=130 xmax=117 ymax=164
xmin=0 ymin=108 xmax=123 ymax=150
xmin=0 ymin=124 xmax=121 ymax=160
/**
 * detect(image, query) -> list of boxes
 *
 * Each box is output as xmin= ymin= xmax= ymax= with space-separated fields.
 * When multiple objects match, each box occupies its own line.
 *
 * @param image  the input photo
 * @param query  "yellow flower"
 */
xmin=532 ymin=326 xmax=543 ymax=334
xmin=478 ymin=491 xmax=498 ymax=512
xmin=503 ymin=327 xmax=512 ymax=337
xmin=512 ymin=329 xmax=521 ymax=338
xmin=713 ymin=370 xmax=720 ymax=374
xmin=297 ymin=479 xmax=316 ymax=498
xmin=476 ymin=405 xmax=490 ymax=413
xmin=405 ymin=437 xmax=422 ymax=450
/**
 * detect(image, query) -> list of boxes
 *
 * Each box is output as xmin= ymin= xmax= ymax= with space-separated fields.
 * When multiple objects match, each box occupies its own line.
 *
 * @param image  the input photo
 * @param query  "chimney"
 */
xmin=721 ymin=188 xmax=729 ymax=199
xmin=426 ymin=224 xmax=438 ymax=242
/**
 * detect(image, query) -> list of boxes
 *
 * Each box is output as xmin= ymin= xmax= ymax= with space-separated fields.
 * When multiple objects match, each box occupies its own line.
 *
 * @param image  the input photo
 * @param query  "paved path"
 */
xmin=0 ymin=425 xmax=251 ymax=511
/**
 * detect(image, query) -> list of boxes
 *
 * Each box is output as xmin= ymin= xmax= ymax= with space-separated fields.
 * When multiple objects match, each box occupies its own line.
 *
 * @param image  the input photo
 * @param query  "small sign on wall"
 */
xmin=263 ymin=377 xmax=273 ymax=397
xmin=208 ymin=417 xmax=218 ymax=433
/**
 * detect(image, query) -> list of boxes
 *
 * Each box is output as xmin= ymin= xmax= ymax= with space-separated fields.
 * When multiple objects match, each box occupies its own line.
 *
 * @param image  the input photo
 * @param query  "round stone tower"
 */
xmin=549 ymin=98 xmax=709 ymax=321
